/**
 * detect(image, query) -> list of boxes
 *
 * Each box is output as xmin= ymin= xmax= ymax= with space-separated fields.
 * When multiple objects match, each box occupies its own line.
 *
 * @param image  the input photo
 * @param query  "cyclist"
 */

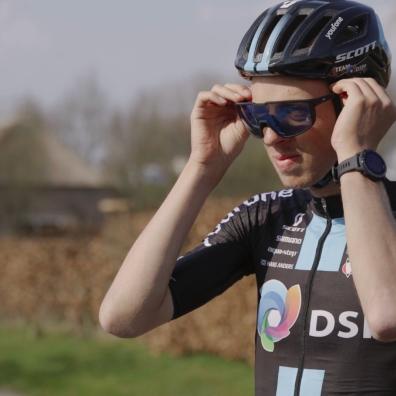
xmin=100 ymin=0 xmax=396 ymax=394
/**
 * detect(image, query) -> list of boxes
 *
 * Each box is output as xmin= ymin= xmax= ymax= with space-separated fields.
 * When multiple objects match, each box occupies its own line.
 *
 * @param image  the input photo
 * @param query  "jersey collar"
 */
xmin=309 ymin=193 xmax=344 ymax=219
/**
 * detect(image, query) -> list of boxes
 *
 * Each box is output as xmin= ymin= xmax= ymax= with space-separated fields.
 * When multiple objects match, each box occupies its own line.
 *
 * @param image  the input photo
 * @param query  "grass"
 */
xmin=0 ymin=327 xmax=254 ymax=396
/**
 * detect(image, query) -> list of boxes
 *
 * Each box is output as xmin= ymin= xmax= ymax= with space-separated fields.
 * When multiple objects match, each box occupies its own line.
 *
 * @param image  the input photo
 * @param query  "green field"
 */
xmin=0 ymin=327 xmax=254 ymax=396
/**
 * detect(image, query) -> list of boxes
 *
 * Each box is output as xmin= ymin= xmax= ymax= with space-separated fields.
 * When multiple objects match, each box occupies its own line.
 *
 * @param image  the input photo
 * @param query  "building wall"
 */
xmin=0 ymin=186 xmax=118 ymax=235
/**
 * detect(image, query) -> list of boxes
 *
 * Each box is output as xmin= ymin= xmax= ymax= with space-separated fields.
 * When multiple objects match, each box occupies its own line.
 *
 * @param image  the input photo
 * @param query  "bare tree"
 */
xmin=51 ymin=74 xmax=111 ymax=166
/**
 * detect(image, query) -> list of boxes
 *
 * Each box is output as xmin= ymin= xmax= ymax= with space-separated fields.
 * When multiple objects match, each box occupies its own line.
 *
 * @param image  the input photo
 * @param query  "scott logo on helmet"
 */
xmin=335 ymin=41 xmax=377 ymax=63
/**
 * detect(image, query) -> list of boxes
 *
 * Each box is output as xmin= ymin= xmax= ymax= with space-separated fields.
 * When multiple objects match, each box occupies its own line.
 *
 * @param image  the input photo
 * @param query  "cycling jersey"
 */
xmin=168 ymin=179 xmax=396 ymax=395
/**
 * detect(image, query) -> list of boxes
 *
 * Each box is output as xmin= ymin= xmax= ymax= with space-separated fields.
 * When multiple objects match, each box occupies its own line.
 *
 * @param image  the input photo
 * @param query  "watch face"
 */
xmin=364 ymin=150 xmax=387 ymax=176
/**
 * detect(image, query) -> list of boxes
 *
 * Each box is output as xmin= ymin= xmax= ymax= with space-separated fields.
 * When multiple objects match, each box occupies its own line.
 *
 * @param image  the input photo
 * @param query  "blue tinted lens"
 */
xmin=269 ymin=102 xmax=313 ymax=136
xmin=238 ymin=104 xmax=266 ymax=137
xmin=241 ymin=104 xmax=259 ymax=128
xmin=237 ymin=100 xmax=315 ymax=138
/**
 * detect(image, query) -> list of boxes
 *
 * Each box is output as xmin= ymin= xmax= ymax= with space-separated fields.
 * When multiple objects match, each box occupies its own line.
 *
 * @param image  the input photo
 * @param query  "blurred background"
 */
xmin=0 ymin=1 xmax=395 ymax=395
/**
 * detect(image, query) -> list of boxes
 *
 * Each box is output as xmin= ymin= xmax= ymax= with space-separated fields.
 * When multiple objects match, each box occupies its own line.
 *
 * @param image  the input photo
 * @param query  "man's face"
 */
xmin=251 ymin=76 xmax=338 ymax=189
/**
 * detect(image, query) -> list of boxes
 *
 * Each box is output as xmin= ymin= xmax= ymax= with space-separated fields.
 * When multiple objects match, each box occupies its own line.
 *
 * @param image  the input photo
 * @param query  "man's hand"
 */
xmin=330 ymin=77 xmax=396 ymax=162
xmin=189 ymin=83 xmax=252 ymax=177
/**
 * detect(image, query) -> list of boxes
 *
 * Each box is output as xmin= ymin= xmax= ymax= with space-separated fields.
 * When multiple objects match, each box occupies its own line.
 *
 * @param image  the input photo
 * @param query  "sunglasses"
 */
xmin=235 ymin=93 xmax=337 ymax=138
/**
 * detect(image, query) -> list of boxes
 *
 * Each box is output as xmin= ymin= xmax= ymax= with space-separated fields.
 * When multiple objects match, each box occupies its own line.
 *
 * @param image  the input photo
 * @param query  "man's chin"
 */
xmin=278 ymin=173 xmax=316 ymax=189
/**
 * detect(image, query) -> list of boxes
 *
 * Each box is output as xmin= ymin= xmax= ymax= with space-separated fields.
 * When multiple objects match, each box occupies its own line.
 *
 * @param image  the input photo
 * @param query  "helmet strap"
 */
xmin=312 ymin=168 xmax=335 ymax=188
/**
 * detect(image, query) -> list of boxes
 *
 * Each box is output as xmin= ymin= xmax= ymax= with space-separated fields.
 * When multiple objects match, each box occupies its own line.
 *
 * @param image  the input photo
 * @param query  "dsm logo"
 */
xmin=258 ymin=279 xmax=301 ymax=352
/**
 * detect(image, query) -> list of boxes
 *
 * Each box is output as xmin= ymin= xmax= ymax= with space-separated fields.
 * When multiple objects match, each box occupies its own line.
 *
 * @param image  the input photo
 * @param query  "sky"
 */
xmin=1 ymin=0 xmax=396 ymax=174
xmin=0 ymin=0 xmax=394 ymax=113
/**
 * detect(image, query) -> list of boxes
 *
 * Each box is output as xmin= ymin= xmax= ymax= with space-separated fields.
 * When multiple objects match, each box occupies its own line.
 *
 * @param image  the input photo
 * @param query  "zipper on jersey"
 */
xmin=294 ymin=198 xmax=332 ymax=396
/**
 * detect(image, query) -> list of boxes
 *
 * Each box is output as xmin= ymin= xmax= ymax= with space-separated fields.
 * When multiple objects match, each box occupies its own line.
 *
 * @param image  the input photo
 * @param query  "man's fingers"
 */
xmin=332 ymin=79 xmax=365 ymax=106
xmin=195 ymin=91 xmax=228 ymax=107
xmin=224 ymin=83 xmax=252 ymax=98
xmin=212 ymin=84 xmax=251 ymax=103
xmin=353 ymin=78 xmax=380 ymax=107
xmin=363 ymin=78 xmax=394 ymax=109
xmin=333 ymin=78 xmax=395 ymax=115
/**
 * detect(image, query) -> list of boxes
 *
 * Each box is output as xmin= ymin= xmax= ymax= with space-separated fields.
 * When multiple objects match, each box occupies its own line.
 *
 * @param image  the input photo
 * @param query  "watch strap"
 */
xmin=332 ymin=153 xmax=360 ymax=183
xmin=332 ymin=150 xmax=386 ymax=183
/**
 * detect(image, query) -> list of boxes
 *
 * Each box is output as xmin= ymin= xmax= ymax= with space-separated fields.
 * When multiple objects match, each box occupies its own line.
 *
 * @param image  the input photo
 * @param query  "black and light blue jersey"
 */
xmin=168 ymin=179 xmax=396 ymax=395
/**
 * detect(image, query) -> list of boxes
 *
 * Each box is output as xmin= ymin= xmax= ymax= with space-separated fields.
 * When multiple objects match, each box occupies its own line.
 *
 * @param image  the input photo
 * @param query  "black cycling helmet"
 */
xmin=235 ymin=0 xmax=391 ymax=87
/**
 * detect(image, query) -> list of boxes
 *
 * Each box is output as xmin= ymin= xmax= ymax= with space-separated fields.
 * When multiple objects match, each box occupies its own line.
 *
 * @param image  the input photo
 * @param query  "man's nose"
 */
xmin=262 ymin=126 xmax=288 ymax=146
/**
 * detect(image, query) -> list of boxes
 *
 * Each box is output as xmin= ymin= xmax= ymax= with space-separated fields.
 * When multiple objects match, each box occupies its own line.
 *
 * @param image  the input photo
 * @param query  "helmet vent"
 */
xmin=274 ymin=14 xmax=308 ymax=54
xmin=241 ymin=11 xmax=268 ymax=61
xmin=254 ymin=14 xmax=283 ymax=62
xmin=335 ymin=14 xmax=368 ymax=45
xmin=235 ymin=11 xmax=268 ymax=63
xmin=298 ymin=15 xmax=332 ymax=49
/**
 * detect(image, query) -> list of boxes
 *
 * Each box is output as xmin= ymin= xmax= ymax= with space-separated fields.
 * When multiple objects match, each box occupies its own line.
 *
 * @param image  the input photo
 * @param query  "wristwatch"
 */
xmin=332 ymin=149 xmax=387 ymax=182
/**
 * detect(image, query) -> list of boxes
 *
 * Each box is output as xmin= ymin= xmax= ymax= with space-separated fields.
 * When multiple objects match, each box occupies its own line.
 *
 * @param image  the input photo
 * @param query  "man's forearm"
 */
xmin=100 ymin=160 xmax=222 ymax=333
xmin=340 ymin=171 xmax=396 ymax=341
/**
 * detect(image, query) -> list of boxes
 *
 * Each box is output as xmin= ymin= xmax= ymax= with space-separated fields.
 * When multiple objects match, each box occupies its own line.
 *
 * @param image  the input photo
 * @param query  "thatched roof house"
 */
xmin=0 ymin=122 xmax=118 ymax=235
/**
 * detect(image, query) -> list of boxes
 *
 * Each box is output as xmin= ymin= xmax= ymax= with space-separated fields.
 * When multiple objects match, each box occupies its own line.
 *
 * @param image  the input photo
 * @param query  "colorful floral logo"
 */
xmin=342 ymin=257 xmax=352 ymax=278
xmin=258 ymin=279 xmax=301 ymax=352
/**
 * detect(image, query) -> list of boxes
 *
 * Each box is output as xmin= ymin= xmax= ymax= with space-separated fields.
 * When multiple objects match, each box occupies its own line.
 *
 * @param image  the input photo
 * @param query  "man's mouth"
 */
xmin=275 ymin=154 xmax=301 ymax=161
xmin=273 ymin=153 xmax=302 ymax=171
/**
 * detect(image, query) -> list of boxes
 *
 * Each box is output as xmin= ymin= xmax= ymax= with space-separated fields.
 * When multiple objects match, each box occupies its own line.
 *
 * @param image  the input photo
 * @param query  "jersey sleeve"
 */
xmin=168 ymin=194 xmax=270 ymax=320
